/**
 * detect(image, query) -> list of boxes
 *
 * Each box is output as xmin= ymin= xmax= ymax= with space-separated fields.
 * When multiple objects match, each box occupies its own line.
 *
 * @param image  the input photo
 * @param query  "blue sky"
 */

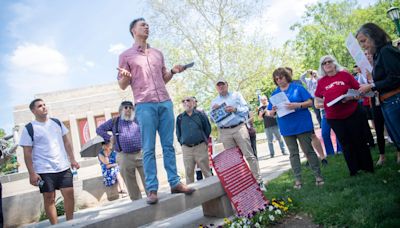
xmin=0 ymin=0 xmax=376 ymax=133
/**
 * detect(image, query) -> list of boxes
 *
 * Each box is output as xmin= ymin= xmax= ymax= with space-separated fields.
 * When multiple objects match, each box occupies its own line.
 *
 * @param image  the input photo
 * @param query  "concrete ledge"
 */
xmin=28 ymin=176 xmax=233 ymax=228
xmin=0 ymin=158 xmax=99 ymax=183
xmin=5 ymin=176 xmax=120 ymax=228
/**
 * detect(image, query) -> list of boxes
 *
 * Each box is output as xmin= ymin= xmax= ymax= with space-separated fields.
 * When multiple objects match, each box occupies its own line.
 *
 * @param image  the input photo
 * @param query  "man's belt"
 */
xmin=380 ymin=87 xmax=400 ymax=102
xmin=219 ymin=122 xmax=243 ymax=129
xmin=183 ymin=141 xmax=204 ymax=147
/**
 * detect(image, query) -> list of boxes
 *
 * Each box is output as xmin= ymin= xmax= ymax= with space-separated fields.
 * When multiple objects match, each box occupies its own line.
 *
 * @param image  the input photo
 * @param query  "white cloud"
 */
xmin=5 ymin=43 xmax=70 ymax=105
xmin=108 ymin=43 xmax=127 ymax=55
xmin=85 ymin=61 xmax=95 ymax=68
xmin=256 ymin=0 xmax=319 ymax=46
xmin=10 ymin=43 xmax=68 ymax=75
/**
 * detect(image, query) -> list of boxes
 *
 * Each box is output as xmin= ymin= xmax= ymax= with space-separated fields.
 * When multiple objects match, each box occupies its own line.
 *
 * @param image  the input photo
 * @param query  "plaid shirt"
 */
xmin=96 ymin=117 xmax=141 ymax=153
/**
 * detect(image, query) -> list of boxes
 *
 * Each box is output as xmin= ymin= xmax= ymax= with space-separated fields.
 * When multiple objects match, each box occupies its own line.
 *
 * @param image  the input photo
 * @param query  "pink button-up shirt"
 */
xmin=117 ymin=44 xmax=171 ymax=104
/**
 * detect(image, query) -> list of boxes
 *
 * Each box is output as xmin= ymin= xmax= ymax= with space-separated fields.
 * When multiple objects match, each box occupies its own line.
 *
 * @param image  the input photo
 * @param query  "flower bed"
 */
xmin=199 ymin=197 xmax=294 ymax=228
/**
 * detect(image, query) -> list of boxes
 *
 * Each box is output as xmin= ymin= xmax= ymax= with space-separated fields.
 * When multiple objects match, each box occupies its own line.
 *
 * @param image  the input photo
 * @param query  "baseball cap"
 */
xmin=216 ymin=79 xmax=227 ymax=85
xmin=120 ymin=101 xmax=134 ymax=107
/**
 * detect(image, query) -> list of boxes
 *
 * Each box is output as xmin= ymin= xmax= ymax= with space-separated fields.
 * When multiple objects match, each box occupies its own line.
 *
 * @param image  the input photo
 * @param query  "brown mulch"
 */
xmin=273 ymin=213 xmax=322 ymax=228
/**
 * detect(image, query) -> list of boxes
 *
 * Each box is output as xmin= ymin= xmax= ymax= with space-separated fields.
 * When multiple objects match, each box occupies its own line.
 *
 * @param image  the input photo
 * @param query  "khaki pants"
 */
xmin=219 ymin=123 xmax=262 ymax=183
xmin=182 ymin=142 xmax=212 ymax=184
xmin=117 ymin=151 xmax=146 ymax=200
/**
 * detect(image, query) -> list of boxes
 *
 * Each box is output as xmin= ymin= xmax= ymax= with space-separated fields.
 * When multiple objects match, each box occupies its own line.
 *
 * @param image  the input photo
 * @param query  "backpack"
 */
xmin=25 ymin=118 xmax=62 ymax=142
xmin=111 ymin=116 xmax=122 ymax=152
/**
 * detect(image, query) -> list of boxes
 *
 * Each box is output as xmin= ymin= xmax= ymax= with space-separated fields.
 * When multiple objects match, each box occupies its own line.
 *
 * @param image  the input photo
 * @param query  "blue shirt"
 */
xmin=267 ymin=83 xmax=313 ymax=136
xmin=210 ymin=92 xmax=249 ymax=128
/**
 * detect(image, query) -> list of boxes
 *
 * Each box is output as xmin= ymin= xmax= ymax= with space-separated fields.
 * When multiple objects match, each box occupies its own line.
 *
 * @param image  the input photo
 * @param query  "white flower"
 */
xmin=255 ymin=223 xmax=261 ymax=228
xmin=275 ymin=209 xmax=282 ymax=215
xmin=259 ymin=215 xmax=263 ymax=222
xmin=269 ymin=206 xmax=274 ymax=211
xmin=269 ymin=214 xmax=275 ymax=221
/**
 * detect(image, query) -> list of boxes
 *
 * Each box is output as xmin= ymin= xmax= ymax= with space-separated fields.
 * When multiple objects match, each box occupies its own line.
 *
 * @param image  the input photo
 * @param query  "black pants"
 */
xmin=250 ymin=135 xmax=258 ymax=158
xmin=372 ymin=100 xmax=386 ymax=155
xmin=328 ymin=106 xmax=374 ymax=176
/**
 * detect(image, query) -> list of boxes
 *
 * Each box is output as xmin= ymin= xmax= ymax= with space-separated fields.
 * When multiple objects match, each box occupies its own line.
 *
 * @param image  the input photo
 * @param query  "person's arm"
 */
xmin=226 ymin=92 xmax=249 ymax=117
xmin=374 ymin=48 xmax=400 ymax=91
xmin=98 ymin=153 xmax=116 ymax=169
xmin=300 ymin=71 xmax=309 ymax=84
xmin=117 ymin=54 xmax=132 ymax=90
xmin=258 ymin=108 xmax=265 ymax=119
xmin=176 ymin=116 xmax=182 ymax=145
xmin=248 ymin=111 xmax=254 ymax=124
xmin=96 ymin=119 xmax=114 ymax=143
xmin=163 ymin=65 xmax=185 ymax=83
xmin=314 ymin=97 xmax=324 ymax=109
xmin=23 ymin=146 xmax=41 ymax=186
xmin=201 ymin=113 xmax=212 ymax=138
xmin=63 ymin=134 xmax=80 ymax=169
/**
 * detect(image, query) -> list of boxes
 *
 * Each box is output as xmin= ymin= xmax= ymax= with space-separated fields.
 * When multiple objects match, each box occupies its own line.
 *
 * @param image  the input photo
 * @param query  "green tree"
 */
xmin=290 ymin=0 xmax=400 ymax=71
xmin=146 ymin=0 xmax=289 ymax=111
xmin=0 ymin=128 xmax=5 ymax=138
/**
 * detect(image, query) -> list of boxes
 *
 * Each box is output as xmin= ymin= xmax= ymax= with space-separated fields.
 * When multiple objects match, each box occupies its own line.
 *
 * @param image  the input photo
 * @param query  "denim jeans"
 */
xmin=264 ymin=125 xmax=286 ymax=156
xmin=381 ymin=93 xmax=400 ymax=148
xmin=321 ymin=110 xmax=342 ymax=156
xmin=135 ymin=100 xmax=180 ymax=192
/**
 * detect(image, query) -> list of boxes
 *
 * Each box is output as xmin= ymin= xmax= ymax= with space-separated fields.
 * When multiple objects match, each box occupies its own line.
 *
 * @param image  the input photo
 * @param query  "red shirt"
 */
xmin=315 ymin=71 xmax=359 ymax=119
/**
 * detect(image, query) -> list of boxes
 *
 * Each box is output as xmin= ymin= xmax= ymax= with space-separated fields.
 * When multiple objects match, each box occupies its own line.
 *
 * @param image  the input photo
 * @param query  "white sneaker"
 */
xmin=259 ymin=182 xmax=267 ymax=192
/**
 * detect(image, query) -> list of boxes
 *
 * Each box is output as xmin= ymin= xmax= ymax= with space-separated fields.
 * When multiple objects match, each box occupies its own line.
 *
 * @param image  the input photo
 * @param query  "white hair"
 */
xmin=318 ymin=55 xmax=344 ymax=77
xmin=119 ymin=106 xmax=135 ymax=121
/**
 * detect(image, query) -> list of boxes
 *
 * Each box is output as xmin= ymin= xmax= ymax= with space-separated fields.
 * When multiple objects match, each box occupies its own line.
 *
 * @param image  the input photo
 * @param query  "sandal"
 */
xmin=315 ymin=178 xmax=325 ymax=186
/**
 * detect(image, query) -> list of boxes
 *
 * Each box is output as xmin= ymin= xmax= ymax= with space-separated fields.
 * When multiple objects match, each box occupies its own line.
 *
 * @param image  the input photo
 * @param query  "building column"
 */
xmin=86 ymin=111 xmax=96 ymax=139
xmin=69 ymin=114 xmax=81 ymax=160
xmin=15 ymin=124 xmax=27 ymax=172
xmin=104 ymin=108 xmax=112 ymax=120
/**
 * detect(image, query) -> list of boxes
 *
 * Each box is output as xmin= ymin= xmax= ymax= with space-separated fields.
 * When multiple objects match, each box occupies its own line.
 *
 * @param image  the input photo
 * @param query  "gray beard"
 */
xmin=121 ymin=113 xmax=135 ymax=121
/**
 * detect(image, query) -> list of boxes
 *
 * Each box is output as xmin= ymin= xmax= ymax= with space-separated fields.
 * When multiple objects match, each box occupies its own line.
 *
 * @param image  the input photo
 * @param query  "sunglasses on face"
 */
xmin=182 ymin=99 xmax=192 ymax=103
xmin=322 ymin=60 xmax=333 ymax=66
xmin=124 ymin=106 xmax=133 ymax=110
xmin=274 ymin=76 xmax=284 ymax=81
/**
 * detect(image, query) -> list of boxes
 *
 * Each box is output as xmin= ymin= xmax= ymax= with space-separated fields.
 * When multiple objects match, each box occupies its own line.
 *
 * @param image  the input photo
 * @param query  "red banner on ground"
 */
xmin=212 ymin=147 xmax=268 ymax=216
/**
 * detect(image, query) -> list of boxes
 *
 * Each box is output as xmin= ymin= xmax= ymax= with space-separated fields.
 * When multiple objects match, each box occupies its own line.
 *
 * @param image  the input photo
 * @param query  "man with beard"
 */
xmin=176 ymin=97 xmax=212 ymax=184
xmin=97 ymin=101 xmax=146 ymax=201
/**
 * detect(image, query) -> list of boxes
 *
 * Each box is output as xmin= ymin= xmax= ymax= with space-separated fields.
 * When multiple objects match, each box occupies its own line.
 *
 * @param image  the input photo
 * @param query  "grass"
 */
xmin=265 ymin=144 xmax=400 ymax=227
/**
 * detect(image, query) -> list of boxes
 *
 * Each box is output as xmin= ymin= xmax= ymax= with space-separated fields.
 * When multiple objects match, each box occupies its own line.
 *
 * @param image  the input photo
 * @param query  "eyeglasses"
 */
xmin=182 ymin=99 xmax=192 ymax=103
xmin=124 ymin=106 xmax=133 ymax=110
xmin=274 ymin=76 xmax=284 ymax=81
xmin=322 ymin=60 xmax=333 ymax=66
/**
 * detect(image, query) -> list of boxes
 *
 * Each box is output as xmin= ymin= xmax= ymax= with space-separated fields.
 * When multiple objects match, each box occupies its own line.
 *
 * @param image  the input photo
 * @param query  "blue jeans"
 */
xmin=135 ymin=100 xmax=180 ymax=192
xmin=265 ymin=125 xmax=286 ymax=156
xmin=321 ymin=110 xmax=342 ymax=156
xmin=381 ymin=93 xmax=400 ymax=148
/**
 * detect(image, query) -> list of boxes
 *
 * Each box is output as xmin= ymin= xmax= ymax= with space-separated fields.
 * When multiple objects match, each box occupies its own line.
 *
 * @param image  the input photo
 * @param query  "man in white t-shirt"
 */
xmin=19 ymin=98 xmax=80 ymax=225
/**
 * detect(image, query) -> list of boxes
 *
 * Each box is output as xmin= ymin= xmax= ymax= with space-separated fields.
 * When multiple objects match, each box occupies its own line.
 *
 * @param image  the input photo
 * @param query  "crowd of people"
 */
xmin=17 ymin=18 xmax=400 ymax=225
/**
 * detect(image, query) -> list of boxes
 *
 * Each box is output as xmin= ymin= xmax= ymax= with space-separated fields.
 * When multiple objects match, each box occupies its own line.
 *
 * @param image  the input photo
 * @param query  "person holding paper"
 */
xmin=211 ymin=79 xmax=266 ymax=192
xmin=315 ymin=55 xmax=374 ymax=176
xmin=267 ymin=68 xmax=323 ymax=189
xmin=356 ymin=23 xmax=400 ymax=164
xmin=117 ymin=17 xmax=195 ymax=204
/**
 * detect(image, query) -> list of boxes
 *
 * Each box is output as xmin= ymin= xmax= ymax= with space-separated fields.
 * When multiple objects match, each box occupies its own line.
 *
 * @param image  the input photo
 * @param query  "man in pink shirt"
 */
xmin=117 ymin=18 xmax=195 ymax=204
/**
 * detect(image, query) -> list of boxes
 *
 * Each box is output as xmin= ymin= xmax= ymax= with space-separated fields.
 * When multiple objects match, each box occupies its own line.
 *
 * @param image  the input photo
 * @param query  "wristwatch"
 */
xmin=371 ymin=82 xmax=377 ymax=91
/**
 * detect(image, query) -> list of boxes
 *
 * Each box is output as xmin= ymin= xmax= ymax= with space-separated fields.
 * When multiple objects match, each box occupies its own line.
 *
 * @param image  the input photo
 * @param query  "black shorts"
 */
xmin=38 ymin=169 xmax=73 ymax=193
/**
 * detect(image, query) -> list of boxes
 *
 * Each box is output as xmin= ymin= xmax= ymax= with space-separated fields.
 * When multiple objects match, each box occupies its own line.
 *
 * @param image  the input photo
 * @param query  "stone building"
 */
xmin=13 ymin=82 xmax=135 ymax=171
